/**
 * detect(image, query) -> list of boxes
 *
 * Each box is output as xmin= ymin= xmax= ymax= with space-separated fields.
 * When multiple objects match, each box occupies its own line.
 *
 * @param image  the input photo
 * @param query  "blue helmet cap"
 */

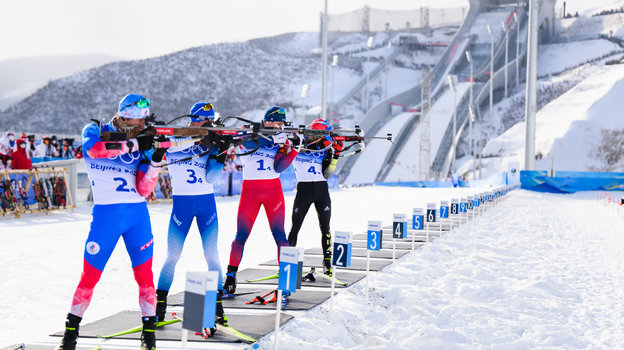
xmin=264 ymin=106 xmax=286 ymax=122
xmin=118 ymin=93 xmax=150 ymax=119
xmin=189 ymin=102 xmax=215 ymax=122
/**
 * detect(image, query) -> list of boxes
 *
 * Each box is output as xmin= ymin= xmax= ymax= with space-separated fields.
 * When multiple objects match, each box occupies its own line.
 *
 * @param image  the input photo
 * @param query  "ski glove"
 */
xmin=332 ymin=140 xmax=344 ymax=158
xmin=271 ymin=133 xmax=288 ymax=145
xmin=136 ymin=134 xmax=154 ymax=151
xmin=289 ymin=133 xmax=304 ymax=152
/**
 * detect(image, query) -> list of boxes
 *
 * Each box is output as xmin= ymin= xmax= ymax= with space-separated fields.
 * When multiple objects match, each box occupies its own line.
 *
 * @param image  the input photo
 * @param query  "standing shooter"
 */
xmin=287 ymin=119 xmax=343 ymax=276
xmin=155 ymin=102 xmax=230 ymax=336
xmin=56 ymin=94 xmax=166 ymax=350
xmin=223 ymin=107 xmax=300 ymax=304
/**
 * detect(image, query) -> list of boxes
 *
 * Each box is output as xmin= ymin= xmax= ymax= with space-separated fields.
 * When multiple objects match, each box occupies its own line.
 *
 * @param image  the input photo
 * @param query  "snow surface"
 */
xmin=386 ymin=82 xmax=471 ymax=182
xmin=556 ymin=0 xmax=624 ymax=17
xmin=481 ymin=63 xmax=624 ymax=173
xmin=344 ymin=113 xmax=413 ymax=184
xmin=538 ymin=39 xmax=623 ymax=76
xmin=257 ymin=189 xmax=624 ymax=349
xmin=3 ymin=187 xmax=624 ymax=349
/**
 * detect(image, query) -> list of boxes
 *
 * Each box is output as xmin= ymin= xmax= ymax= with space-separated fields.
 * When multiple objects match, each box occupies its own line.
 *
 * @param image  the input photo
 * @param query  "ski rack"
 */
xmin=0 ymin=168 xmax=76 ymax=218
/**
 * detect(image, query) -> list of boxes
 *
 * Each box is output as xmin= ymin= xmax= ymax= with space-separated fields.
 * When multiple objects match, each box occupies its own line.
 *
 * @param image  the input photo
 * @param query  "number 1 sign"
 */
xmin=278 ymin=247 xmax=300 ymax=293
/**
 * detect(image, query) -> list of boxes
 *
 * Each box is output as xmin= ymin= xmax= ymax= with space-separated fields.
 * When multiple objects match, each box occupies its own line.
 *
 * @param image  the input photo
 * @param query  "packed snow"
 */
xmin=481 ymin=63 xmax=624 ymax=173
xmin=3 ymin=186 xmax=624 ymax=349
xmin=537 ymin=38 xmax=623 ymax=76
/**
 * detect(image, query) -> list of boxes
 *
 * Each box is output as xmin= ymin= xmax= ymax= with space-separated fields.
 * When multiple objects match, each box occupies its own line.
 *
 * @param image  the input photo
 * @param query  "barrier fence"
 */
xmin=1 ymin=168 xmax=75 ymax=218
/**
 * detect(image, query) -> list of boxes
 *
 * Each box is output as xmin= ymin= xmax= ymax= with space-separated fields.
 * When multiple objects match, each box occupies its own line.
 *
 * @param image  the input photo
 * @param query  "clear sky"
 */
xmin=0 ymin=0 xmax=468 ymax=62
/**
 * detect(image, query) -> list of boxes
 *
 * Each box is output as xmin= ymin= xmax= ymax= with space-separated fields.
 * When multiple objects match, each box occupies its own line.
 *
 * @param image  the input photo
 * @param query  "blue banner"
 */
xmin=521 ymin=171 xmax=624 ymax=193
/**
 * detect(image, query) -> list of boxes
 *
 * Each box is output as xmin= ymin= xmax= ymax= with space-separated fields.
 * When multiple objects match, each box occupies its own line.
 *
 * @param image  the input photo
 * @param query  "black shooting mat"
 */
xmin=168 ymin=287 xmax=332 ymax=311
xmin=51 ymin=310 xmax=292 ymax=343
xmin=3 ymin=345 xmax=109 ymax=350
xmin=259 ymin=255 xmax=392 ymax=271
xmin=351 ymin=240 xmax=421 ymax=250
xmin=352 ymin=233 xmax=433 ymax=245
xmin=235 ymin=268 xmax=365 ymax=288
xmin=304 ymin=247 xmax=409 ymax=259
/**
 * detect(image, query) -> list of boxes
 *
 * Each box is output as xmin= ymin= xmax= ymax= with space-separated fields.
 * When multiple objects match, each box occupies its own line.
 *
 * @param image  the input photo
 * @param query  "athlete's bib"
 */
xmin=293 ymin=150 xmax=327 ymax=182
xmin=239 ymin=140 xmax=281 ymax=180
xmin=166 ymin=140 xmax=214 ymax=196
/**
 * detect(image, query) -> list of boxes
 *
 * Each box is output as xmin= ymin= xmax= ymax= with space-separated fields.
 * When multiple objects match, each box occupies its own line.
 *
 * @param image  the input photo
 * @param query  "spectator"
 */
xmin=75 ymin=145 xmax=84 ymax=159
xmin=0 ymin=132 xmax=16 ymax=156
xmin=50 ymin=135 xmax=61 ymax=155
xmin=34 ymin=136 xmax=59 ymax=158
xmin=61 ymin=139 xmax=76 ymax=158
xmin=26 ymin=135 xmax=36 ymax=159
xmin=11 ymin=139 xmax=32 ymax=170
xmin=0 ymin=154 xmax=11 ymax=170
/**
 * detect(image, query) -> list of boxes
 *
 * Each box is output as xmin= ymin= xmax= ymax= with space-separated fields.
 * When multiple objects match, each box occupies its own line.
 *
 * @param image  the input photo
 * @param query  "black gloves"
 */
xmin=152 ymin=148 xmax=167 ymax=162
xmin=136 ymin=134 xmax=154 ymax=151
xmin=201 ymin=131 xmax=220 ymax=148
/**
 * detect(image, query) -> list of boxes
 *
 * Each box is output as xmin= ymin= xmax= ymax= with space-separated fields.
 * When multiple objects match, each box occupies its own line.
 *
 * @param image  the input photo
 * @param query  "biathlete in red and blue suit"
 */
xmin=222 ymin=106 xmax=301 ymax=297
xmin=57 ymin=94 xmax=167 ymax=350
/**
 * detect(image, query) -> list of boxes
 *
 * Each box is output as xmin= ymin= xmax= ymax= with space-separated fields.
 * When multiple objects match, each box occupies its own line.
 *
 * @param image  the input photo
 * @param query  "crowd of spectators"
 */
xmin=0 ymin=132 xmax=82 ymax=170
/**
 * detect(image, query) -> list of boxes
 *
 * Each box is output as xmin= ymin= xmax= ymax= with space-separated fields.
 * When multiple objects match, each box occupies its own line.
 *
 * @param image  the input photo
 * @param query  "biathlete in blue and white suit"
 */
xmin=57 ymin=94 xmax=167 ymax=350
xmin=155 ymin=102 xmax=230 ymax=330
xmin=287 ymin=119 xmax=343 ymax=276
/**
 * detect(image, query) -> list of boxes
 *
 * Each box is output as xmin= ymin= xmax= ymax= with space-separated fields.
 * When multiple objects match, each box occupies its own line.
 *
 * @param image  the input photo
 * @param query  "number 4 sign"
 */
xmin=393 ymin=213 xmax=407 ymax=239
xmin=333 ymin=231 xmax=353 ymax=267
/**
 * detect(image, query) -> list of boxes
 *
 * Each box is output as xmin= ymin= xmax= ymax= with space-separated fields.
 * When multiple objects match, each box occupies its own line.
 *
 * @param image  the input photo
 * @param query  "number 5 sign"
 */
xmin=412 ymin=208 xmax=424 ymax=230
xmin=367 ymin=221 xmax=382 ymax=251
xmin=333 ymin=231 xmax=352 ymax=267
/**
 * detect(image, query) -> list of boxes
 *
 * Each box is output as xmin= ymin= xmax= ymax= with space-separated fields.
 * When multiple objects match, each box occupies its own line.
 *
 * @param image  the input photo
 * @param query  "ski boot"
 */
xmin=323 ymin=258 xmax=332 ymax=277
xmin=156 ymin=289 xmax=168 ymax=322
xmin=223 ymin=265 xmax=238 ymax=295
xmin=281 ymin=291 xmax=290 ymax=308
xmin=140 ymin=316 xmax=156 ymax=350
xmin=205 ymin=290 xmax=229 ymax=337
xmin=55 ymin=313 xmax=82 ymax=350
xmin=216 ymin=290 xmax=228 ymax=326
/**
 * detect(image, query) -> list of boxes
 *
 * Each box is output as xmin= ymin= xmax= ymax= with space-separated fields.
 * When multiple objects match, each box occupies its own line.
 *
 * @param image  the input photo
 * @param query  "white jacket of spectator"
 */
xmin=34 ymin=143 xmax=59 ymax=157
xmin=0 ymin=134 xmax=16 ymax=155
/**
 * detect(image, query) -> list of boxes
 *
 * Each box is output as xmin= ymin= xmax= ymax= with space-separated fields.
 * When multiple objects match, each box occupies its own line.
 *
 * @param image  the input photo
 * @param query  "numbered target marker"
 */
xmin=451 ymin=199 xmax=459 ymax=215
xmin=460 ymin=198 xmax=467 ymax=213
xmin=440 ymin=201 xmax=449 ymax=219
xmin=426 ymin=203 xmax=436 ymax=223
xmin=183 ymin=271 xmax=219 ymax=333
xmin=393 ymin=213 xmax=407 ymax=239
xmin=367 ymin=221 xmax=383 ymax=251
xmin=279 ymin=247 xmax=300 ymax=293
xmin=412 ymin=208 xmax=424 ymax=230
xmin=333 ymin=231 xmax=353 ymax=267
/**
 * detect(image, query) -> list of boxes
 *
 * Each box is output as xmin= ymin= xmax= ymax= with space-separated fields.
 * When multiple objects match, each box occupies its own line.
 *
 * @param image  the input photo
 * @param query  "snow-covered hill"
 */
xmin=0 ymin=54 xmax=122 ymax=110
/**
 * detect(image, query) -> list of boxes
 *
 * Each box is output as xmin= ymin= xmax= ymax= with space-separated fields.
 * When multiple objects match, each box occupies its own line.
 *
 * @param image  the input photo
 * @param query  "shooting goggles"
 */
xmin=119 ymin=97 xmax=151 ymax=119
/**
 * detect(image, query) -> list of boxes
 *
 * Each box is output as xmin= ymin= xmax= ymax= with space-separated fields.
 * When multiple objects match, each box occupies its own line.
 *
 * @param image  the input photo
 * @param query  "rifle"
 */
xmin=99 ymin=114 xmax=392 ymax=159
